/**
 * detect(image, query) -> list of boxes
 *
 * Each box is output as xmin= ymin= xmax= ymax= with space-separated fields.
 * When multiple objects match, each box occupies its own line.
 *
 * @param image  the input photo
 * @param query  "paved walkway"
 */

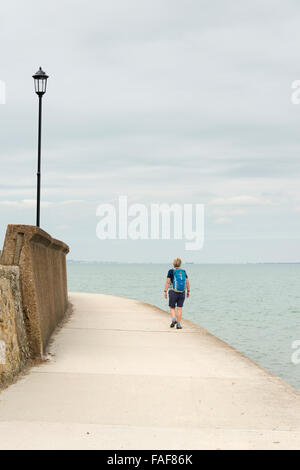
xmin=0 ymin=292 xmax=300 ymax=450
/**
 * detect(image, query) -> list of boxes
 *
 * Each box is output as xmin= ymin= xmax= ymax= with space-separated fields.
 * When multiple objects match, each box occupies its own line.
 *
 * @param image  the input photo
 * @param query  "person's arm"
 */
xmin=186 ymin=278 xmax=190 ymax=298
xmin=164 ymin=278 xmax=171 ymax=299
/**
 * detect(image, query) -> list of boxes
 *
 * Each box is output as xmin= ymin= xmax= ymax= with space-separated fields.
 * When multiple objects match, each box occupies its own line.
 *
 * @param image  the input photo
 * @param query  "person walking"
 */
xmin=164 ymin=258 xmax=190 ymax=329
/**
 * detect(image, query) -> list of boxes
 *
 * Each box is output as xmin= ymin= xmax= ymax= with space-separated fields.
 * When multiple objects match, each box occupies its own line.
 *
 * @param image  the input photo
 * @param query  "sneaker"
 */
xmin=170 ymin=320 xmax=177 ymax=328
xmin=176 ymin=323 xmax=183 ymax=329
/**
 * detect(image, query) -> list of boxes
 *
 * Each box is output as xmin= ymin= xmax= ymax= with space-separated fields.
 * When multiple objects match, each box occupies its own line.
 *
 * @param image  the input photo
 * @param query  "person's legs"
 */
xmin=176 ymin=293 xmax=185 ymax=329
xmin=170 ymin=307 xmax=176 ymax=320
xmin=176 ymin=307 xmax=182 ymax=323
xmin=168 ymin=291 xmax=177 ymax=327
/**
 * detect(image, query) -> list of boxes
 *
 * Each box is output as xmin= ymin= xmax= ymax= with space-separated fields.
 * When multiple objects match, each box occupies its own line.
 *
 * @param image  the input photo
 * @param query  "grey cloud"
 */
xmin=1 ymin=0 xmax=300 ymax=261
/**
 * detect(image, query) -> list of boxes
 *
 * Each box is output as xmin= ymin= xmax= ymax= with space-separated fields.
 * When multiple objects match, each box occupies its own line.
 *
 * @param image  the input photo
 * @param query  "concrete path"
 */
xmin=0 ymin=292 xmax=300 ymax=450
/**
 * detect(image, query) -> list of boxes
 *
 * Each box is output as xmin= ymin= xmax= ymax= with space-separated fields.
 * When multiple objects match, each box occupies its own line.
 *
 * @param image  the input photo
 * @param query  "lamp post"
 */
xmin=33 ymin=67 xmax=49 ymax=227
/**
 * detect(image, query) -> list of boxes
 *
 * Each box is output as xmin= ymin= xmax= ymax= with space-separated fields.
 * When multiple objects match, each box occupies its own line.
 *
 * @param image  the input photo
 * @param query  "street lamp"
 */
xmin=33 ymin=66 xmax=49 ymax=227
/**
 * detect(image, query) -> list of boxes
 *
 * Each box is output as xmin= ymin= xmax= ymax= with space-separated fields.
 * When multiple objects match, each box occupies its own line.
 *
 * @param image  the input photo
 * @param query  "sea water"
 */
xmin=67 ymin=263 xmax=300 ymax=391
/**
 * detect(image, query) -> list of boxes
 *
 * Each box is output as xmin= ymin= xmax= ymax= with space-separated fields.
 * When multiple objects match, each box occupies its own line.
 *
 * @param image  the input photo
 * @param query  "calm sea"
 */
xmin=67 ymin=263 xmax=300 ymax=391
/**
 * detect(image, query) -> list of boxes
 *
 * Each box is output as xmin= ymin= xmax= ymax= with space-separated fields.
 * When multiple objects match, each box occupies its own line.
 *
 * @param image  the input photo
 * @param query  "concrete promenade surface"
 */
xmin=0 ymin=292 xmax=300 ymax=450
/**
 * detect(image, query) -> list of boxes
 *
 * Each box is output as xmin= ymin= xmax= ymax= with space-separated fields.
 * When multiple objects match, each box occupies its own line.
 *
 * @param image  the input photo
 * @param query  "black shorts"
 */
xmin=168 ymin=290 xmax=185 ymax=308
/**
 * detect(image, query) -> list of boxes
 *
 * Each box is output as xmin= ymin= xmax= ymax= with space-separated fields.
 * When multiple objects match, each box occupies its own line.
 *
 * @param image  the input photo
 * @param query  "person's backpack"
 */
xmin=173 ymin=269 xmax=186 ymax=292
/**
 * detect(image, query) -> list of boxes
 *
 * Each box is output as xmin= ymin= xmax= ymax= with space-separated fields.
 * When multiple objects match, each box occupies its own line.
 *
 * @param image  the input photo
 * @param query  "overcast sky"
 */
xmin=1 ymin=0 xmax=300 ymax=262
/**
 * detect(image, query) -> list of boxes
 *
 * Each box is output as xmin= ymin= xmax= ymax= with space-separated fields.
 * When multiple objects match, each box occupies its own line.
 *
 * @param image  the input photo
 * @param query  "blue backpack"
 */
xmin=172 ymin=269 xmax=186 ymax=292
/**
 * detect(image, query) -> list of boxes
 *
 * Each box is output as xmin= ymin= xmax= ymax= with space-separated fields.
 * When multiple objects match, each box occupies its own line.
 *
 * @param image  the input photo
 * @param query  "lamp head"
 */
xmin=33 ymin=67 xmax=49 ymax=96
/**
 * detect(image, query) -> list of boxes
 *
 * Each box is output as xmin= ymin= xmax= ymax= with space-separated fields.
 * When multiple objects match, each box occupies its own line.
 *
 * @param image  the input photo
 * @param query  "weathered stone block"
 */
xmin=1 ymin=225 xmax=69 ymax=358
xmin=0 ymin=266 xmax=29 ymax=384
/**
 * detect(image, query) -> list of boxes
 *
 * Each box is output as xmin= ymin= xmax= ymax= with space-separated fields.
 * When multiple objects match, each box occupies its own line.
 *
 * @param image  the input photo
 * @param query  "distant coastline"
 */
xmin=67 ymin=260 xmax=300 ymax=265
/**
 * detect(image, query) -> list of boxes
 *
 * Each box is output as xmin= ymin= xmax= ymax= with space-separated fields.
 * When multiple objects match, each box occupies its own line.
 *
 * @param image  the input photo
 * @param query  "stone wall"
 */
xmin=0 ymin=265 xmax=29 ymax=385
xmin=0 ymin=225 xmax=69 ymax=358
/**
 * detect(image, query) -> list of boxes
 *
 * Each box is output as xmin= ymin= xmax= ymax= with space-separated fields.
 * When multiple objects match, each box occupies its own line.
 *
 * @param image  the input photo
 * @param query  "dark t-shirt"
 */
xmin=167 ymin=268 xmax=188 ymax=290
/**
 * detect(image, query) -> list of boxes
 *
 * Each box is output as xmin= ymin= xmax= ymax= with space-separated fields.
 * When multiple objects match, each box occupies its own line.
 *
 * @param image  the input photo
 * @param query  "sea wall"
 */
xmin=0 ymin=225 xmax=69 ymax=359
xmin=0 ymin=265 xmax=29 ymax=385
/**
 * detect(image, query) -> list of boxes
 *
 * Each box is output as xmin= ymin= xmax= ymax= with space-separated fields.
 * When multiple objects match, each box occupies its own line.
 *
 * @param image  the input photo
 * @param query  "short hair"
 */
xmin=173 ymin=257 xmax=182 ymax=268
